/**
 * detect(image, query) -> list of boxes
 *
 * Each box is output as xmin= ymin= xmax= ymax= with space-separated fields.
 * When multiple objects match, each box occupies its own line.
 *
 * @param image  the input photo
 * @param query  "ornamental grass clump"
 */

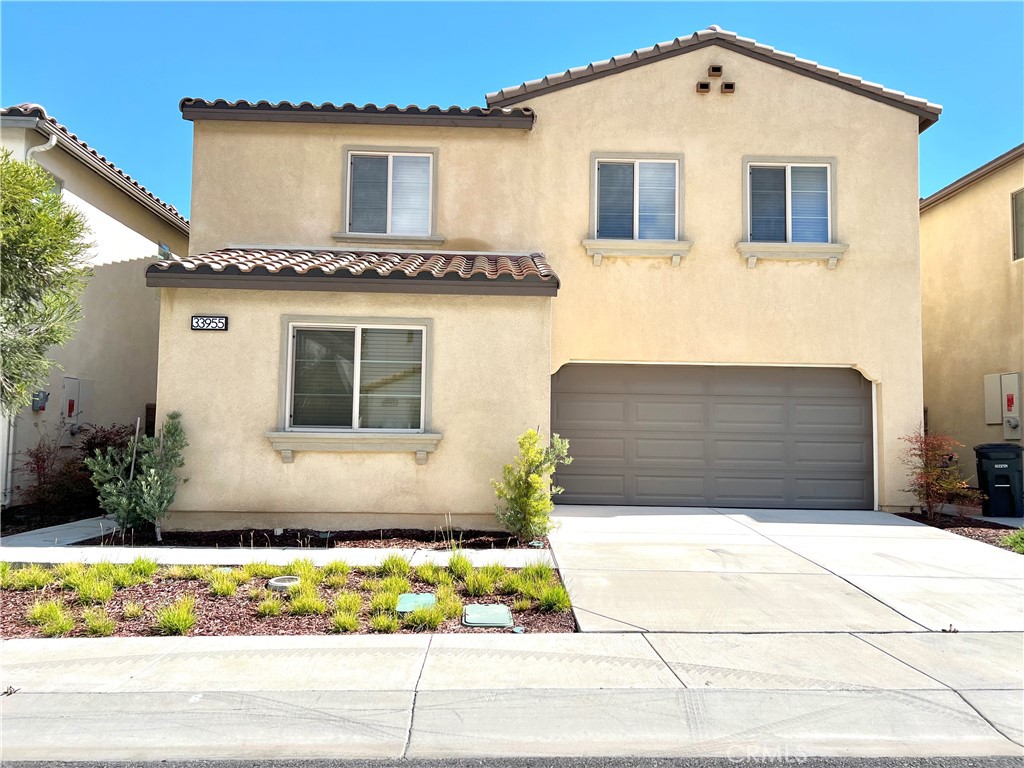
xmin=334 ymin=591 xmax=362 ymax=615
xmin=371 ymin=576 xmax=411 ymax=595
xmin=464 ymin=570 xmax=496 ymax=597
xmin=402 ymin=604 xmax=446 ymax=631
xmin=415 ymin=562 xmax=453 ymax=586
xmin=329 ymin=611 xmax=360 ymax=633
xmin=1001 ymin=530 xmax=1024 ymax=554
xmin=288 ymin=587 xmax=327 ymax=616
xmin=83 ymin=607 xmax=116 ymax=637
xmin=447 ymin=551 xmax=473 ymax=582
xmin=26 ymin=599 xmax=74 ymax=636
xmin=284 ymin=558 xmax=322 ymax=586
xmin=257 ymin=596 xmax=283 ymax=618
xmin=376 ymin=554 xmax=412 ymax=578
xmin=492 ymin=429 xmax=572 ymax=541
xmin=521 ymin=561 xmax=553 ymax=583
xmin=122 ymin=601 xmax=145 ymax=620
xmin=370 ymin=613 xmax=399 ymax=633
xmin=153 ymin=596 xmax=196 ymax=635
xmin=369 ymin=590 xmax=400 ymax=616
xmin=512 ymin=597 xmax=533 ymax=612
xmin=435 ymin=584 xmax=462 ymax=621
xmin=9 ymin=564 xmax=53 ymax=591
xmin=538 ymin=584 xmax=572 ymax=613
xmin=72 ymin=574 xmax=114 ymax=605
xmin=207 ymin=571 xmax=237 ymax=598
xmin=242 ymin=561 xmax=285 ymax=580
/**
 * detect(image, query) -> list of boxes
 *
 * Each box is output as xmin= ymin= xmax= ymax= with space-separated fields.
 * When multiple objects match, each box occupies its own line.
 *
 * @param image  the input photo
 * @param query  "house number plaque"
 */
xmin=191 ymin=315 xmax=229 ymax=331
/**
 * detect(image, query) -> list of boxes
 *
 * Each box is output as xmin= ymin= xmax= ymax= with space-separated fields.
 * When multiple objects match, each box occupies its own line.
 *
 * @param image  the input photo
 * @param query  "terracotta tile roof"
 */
xmin=486 ymin=25 xmax=942 ymax=131
xmin=1 ymin=104 xmax=189 ymax=233
xmin=179 ymin=99 xmax=535 ymax=129
xmin=148 ymin=248 xmax=559 ymax=296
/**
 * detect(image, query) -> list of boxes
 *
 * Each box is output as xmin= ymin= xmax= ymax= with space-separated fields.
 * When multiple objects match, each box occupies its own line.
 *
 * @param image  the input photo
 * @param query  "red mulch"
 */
xmin=75 ymin=527 xmax=547 ymax=550
xmin=0 ymin=571 xmax=575 ymax=639
xmin=896 ymin=512 xmax=1020 ymax=553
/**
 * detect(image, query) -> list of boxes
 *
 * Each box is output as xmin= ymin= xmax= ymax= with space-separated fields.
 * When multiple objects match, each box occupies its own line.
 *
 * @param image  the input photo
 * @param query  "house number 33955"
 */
xmin=191 ymin=315 xmax=228 ymax=331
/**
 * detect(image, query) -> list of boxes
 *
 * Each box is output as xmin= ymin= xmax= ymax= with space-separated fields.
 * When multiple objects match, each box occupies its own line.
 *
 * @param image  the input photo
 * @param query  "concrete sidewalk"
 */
xmin=1 ymin=633 xmax=1020 ymax=761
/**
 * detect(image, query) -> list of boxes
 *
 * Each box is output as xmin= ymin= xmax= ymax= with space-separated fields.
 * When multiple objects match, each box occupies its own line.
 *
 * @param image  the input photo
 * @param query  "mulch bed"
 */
xmin=0 ymin=570 xmax=575 ymax=639
xmin=76 ymin=527 xmax=547 ymax=550
xmin=1 ymin=505 xmax=100 ymax=537
xmin=896 ymin=511 xmax=1020 ymax=553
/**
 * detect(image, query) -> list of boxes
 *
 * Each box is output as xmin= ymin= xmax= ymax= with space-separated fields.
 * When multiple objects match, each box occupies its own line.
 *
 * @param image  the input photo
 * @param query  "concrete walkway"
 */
xmin=549 ymin=506 xmax=1024 ymax=633
xmin=0 ymin=516 xmax=117 ymax=547
xmin=1 ymin=632 xmax=1020 ymax=760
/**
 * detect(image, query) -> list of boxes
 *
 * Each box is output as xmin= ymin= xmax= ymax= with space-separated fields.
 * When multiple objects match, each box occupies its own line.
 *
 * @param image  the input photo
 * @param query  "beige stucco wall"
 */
xmin=184 ymin=42 xmax=927 ymax=514
xmin=921 ymin=157 xmax=1024 ymax=472
xmin=155 ymin=289 xmax=551 ymax=531
xmin=3 ymin=127 xmax=189 ymax=504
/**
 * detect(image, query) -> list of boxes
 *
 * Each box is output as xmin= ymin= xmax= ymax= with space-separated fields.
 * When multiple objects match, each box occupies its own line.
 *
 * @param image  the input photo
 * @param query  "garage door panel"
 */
xmin=552 ymin=365 xmax=873 ymax=510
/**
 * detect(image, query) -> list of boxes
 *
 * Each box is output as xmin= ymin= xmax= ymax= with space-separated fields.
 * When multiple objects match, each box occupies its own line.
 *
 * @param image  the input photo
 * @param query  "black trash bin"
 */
xmin=974 ymin=443 xmax=1023 ymax=518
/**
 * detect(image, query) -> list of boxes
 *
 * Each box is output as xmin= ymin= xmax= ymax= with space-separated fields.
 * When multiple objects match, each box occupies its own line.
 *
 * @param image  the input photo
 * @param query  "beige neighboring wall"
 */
xmin=921 ymin=153 xmax=1024 ymax=470
xmin=155 ymin=288 xmax=551 ymax=531
xmin=3 ymin=126 xmax=188 ymax=502
xmin=187 ymin=44 xmax=924 ymax=509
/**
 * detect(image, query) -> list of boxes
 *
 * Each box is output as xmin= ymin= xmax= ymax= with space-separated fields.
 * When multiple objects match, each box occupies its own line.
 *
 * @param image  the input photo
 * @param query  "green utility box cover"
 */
xmin=396 ymin=593 xmax=436 ymax=613
xmin=463 ymin=604 xmax=514 ymax=628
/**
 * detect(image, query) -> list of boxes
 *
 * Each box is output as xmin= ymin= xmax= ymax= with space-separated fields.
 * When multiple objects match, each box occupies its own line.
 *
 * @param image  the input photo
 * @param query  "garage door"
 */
xmin=551 ymin=364 xmax=873 ymax=509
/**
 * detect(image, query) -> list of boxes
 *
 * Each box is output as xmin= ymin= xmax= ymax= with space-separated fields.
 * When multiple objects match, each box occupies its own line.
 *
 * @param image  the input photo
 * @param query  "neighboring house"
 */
xmin=149 ymin=26 xmax=941 ymax=532
xmin=920 ymin=144 xmax=1024 ymax=470
xmin=0 ymin=104 xmax=190 ymax=506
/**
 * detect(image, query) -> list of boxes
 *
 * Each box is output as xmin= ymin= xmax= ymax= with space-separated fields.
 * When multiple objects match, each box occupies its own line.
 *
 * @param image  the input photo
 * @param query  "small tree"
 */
xmin=900 ymin=428 xmax=983 ymax=521
xmin=493 ymin=429 xmax=572 ymax=541
xmin=85 ymin=412 xmax=188 ymax=541
xmin=0 ymin=149 xmax=91 ymax=416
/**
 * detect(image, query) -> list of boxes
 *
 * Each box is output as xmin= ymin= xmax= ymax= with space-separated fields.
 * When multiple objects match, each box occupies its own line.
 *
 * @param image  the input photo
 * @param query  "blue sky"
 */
xmin=2 ymin=1 xmax=1021 ymax=219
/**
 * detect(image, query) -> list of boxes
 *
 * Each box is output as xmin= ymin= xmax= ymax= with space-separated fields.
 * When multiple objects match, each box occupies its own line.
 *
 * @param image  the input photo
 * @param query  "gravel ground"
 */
xmin=896 ymin=512 xmax=1020 ymax=553
xmin=0 ymin=570 xmax=575 ymax=638
xmin=76 ymin=527 xmax=547 ymax=550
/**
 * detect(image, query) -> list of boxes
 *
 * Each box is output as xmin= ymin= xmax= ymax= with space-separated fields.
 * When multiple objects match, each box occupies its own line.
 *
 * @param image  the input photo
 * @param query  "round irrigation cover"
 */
xmin=267 ymin=576 xmax=300 ymax=592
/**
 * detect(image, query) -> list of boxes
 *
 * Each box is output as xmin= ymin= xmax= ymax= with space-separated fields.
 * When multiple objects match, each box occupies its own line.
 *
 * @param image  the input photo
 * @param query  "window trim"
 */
xmin=338 ymin=146 xmax=441 ymax=242
xmin=584 ymin=151 xmax=691 ymax=266
xmin=746 ymin=159 xmax=833 ymax=244
xmin=269 ymin=315 xmax=440 ymax=463
xmin=1012 ymin=187 xmax=1024 ymax=262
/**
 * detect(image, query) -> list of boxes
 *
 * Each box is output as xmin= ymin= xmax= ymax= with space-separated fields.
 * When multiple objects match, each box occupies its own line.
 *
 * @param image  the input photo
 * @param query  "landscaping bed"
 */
xmin=0 ymin=555 xmax=575 ymax=639
xmin=897 ymin=511 xmax=1022 ymax=553
xmin=0 ymin=504 xmax=101 ymax=537
xmin=77 ymin=527 xmax=547 ymax=550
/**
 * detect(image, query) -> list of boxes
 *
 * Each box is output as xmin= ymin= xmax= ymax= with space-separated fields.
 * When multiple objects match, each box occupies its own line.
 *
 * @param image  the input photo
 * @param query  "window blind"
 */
xmin=750 ymin=167 xmax=787 ymax=242
xmin=391 ymin=156 xmax=431 ymax=235
xmin=790 ymin=166 xmax=829 ymax=243
xmin=597 ymin=162 xmax=635 ymax=238
xmin=638 ymin=162 xmax=676 ymax=240
xmin=349 ymin=156 xmax=388 ymax=234
xmin=358 ymin=328 xmax=423 ymax=430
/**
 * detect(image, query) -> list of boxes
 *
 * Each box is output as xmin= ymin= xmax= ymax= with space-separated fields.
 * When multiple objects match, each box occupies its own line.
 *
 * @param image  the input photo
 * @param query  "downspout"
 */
xmin=4 ymin=126 xmax=59 ymax=505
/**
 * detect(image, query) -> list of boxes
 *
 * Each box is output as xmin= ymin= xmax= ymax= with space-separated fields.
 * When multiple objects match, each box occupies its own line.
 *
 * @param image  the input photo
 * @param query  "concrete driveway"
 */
xmin=549 ymin=506 xmax=1024 ymax=633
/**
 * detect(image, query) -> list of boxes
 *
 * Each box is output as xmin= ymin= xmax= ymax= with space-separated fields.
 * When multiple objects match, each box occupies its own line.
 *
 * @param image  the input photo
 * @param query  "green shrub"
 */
xmin=9 ymin=564 xmax=53 ymax=591
xmin=85 ymin=411 xmax=188 ymax=541
xmin=376 ymin=554 xmax=411 ymax=578
xmin=369 ymin=591 xmax=399 ymax=615
xmin=464 ymin=570 xmax=496 ymax=597
xmin=435 ymin=584 xmax=462 ymax=620
xmin=402 ymin=604 xmax=445 ymax=631
xmin=256 ymin=596 xmax=283 ymax=617
xmin=122 ymin=601 xmax=145 ymax=620
xmin=415 ymin=562 xmax=453 ymax=586
xmin=448 ymin=551 xmax=473 ymax=582
xmin=83 ymin=607 xmax=116 ymax=636
xmin=334 ymin=591 xmax=362 ymax=615
xmin=512 ymin=597 xmax=533 ymax=612
xmin=538 ymin=584 xmax=572 ymax=613
xmin=521 ymin=561 xmax=553 ymax=583
xmin=207 ymin=571 xmax=237 ymax=597
xmin=289 ymin=588 xmax=327 ymax=616
xmin=322 ymin=560 xmax=351 ymax=578
xmin=370 ymin=613 xmax=399 ymax=633
xmin=330 ymin=611 xmax=360 ymax=633
xmin=1001 ymin=530 xmax=1024 ymax=554
xmin=153 ymin=596 xmax=197 ymax=635
xmin=492 ymin=429 xmax=571 ymax=540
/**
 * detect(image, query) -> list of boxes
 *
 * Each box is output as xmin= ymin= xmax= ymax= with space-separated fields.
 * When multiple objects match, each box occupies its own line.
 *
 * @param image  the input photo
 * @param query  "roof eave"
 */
xmin=180 ymin=104 xmax=535 ymax=130
xmin=920 ymin=143 xmax=1024 ymax=212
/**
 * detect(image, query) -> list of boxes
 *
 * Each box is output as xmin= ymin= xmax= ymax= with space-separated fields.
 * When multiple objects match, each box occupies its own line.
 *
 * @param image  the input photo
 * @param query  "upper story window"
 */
xmin=348 ymin=151 xmax=432 ymax=237
xmin=289 ymin=323 xmax=425 ymax=432
xmin=1013 ymin=188 xmax=1023 ymax=261
xmin=748 ymin=163 xmax=831 ymax=243
xmin=596 ymin=159 xmax=678 ymax=240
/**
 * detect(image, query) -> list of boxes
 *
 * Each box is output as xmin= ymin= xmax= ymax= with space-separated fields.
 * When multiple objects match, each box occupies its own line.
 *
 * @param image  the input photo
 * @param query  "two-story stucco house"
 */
xmin=0 ymin=104 xmax=190 ymax=506
xmin=920 ymin=144 xmax=1024 ymax=466
xmin=149 ymin=26 xmax=941 ymax=532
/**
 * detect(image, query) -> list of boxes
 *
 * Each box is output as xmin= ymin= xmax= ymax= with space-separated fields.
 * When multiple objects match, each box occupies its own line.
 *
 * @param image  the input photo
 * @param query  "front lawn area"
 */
xmin=0 ymin=555 xmax=575 ymax=638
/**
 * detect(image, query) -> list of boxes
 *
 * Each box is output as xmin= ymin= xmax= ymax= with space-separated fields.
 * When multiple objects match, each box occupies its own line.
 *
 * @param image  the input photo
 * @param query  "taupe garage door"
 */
xmin=551 ymin=364 xmax=874 ymax=509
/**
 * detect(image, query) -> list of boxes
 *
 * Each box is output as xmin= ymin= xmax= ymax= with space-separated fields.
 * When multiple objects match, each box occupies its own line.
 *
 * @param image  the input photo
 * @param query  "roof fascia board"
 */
xmin=20 ymin=118 xmax=189 ymax=236
xmin=920 ymin=143 xmax=1024 ymax=212
xmin=488 ymin=37 xmax=939 ymax=131
xmin=181 ymin=105 xmax=534 ymax=130
xmin=145 ymin=269 xmax=558 ymax=296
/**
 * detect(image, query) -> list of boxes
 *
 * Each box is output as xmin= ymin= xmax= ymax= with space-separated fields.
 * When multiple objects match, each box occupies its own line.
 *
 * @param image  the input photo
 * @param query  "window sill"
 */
xmin=582 ymin=239 xmax=693 ymax=267
xmin=331 ymin=232 xmax=446 ymax=247
xmin=265 ymin=430 xmax=443 ymax=465
xmin=735 ymin=242 xmax=849 ymax=269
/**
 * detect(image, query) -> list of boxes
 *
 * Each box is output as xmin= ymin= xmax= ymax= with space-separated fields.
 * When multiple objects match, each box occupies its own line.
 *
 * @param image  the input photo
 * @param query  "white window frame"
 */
xmin=747 ymin=162 xmax=832 ymax=244
xmin=286 ymin=321 xmax=427 ymax=434
xmin=346 ymin=151 xmax=434 ymax=237
xmin=595 ymin=157 xmax=680 ymax=241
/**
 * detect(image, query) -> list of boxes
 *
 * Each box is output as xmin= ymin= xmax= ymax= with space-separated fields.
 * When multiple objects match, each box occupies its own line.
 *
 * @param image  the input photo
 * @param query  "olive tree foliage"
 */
xmin=0 ymin=148 xmax=91 ymax=416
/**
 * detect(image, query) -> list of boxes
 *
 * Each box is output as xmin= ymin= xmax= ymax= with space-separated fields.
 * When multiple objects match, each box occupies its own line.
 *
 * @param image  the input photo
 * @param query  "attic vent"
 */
xmin=708 ymin=65 xmax=724 ymax=77
xmin=696 ymin=82 xmax=711 ymax=94
xmin=722 ymin=82 xmax=736 ymax=94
